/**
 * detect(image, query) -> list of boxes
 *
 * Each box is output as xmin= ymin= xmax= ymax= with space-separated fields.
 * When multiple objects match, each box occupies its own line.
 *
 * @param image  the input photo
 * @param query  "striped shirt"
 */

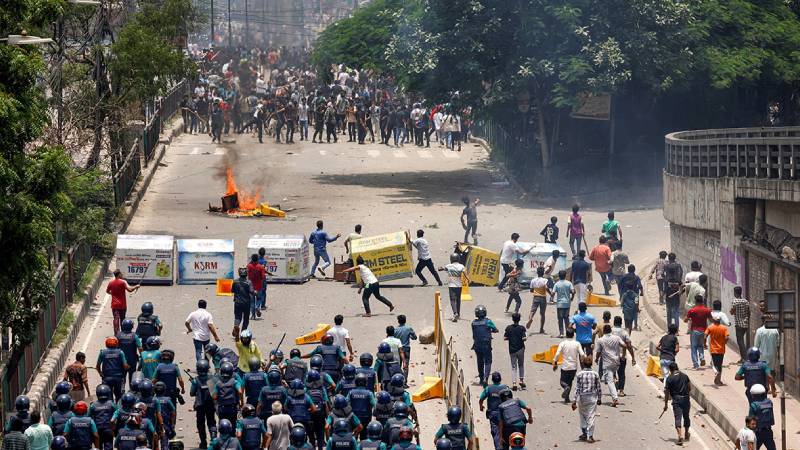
xmin=2 ymin=431 xmax=30 ymax=450
xmin=574 ymin=369 xmax=601 ymax=399
xmin=731 ymin=298 xmax=750 ymax=328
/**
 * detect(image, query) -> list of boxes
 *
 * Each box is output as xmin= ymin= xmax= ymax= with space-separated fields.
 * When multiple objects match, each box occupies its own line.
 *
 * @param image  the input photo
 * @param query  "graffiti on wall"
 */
xmin=720 ymin=245 xmax=746 ymax=314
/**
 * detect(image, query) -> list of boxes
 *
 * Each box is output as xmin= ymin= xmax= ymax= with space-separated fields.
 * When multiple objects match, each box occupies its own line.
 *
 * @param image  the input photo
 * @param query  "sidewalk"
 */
xmin=641 ymin=265 xmax=800 ymax=448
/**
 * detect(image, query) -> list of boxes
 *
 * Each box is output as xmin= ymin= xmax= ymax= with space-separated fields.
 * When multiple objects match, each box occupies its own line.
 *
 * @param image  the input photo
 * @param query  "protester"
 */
xmin=460 ymin=196 xmax=479 ymax=245
xmin=566 ymin=204 xmax=585 ymax=256
xmin=329 ymin=315 xmax=355 ymax=363
xmin=663 ymin=363 xmax=691 ymax=446
xmin=553 ymin=329 xmax=585 ymax=403
xmin=498 ymin=234 xmax=529 ymax=291
xmin=63 ymin=352 xmax=90 ymax=402
xmin=729 ymin=286 xmax=751 ymax=362
xmin=572 ymin=357 xmax=600 ymax=444
xmin=185 ymin=299 xmax=221 ymax=362
xmin=107 ymin=270 xmax=140 ymax=335
xmin=504 ymin=313 xmax=527 ymax=391
xmin=649 ymin=250 xmax=669 ymax=304
xmin=503 ymin=259 xmax=525 ymax=314
xmin=567 ymin=250 xmax=592 ymax=305
xmin=734 ymin=416 xmax=757 ymax=450
xmin=552 ymin=270 xmax=575 ymax=338
xmin=309 ymin=220 xmax=341 ymax=278
xmin=684 ymin=296 xmax=712 ymax=369
xmin=705 ymin=314 xmax=729 ymax=385
xmin=588 ymin=237 xmax=612 ymax=296
xmin=342 ymin=256 xmax=395 ymax=317
xmin=656 ymin=323 xmax=680 ymax=387
xmin=412 ymin=229 xmax=442 ymax=287
xmin=23 ymin=412 xmax=52 ymax=450
xmin=440 ymin=254 xmax=468 ymax=322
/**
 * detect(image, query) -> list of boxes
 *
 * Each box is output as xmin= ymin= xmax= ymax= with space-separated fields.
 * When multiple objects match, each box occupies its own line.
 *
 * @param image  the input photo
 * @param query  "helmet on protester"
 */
xmin=290 ymin=425 xmax=307 ymax=446
xmin=196 ymin=359 xmax=211 ymax=374
xmin=218 ymin=419 xmax=233 ymax=436
xmin=240 ymin=329 xmax=253 ymax=345
xmin=56 ymin=394 xmax=72 ymax=412
xmin=509 ymin=432 xmax=525 ymax=448
xmin=450 ymin=253 xmax=460 ymax=263
xmin=73 ymin=401 xmax=88 ymax=415
xmin=146 ymin=336 xmax=161 ymax=350
xmin=750 ymin=384 xmax=766 ymax=396
xmin=447 ymin=406 xmax=462 ymax=424
xmin=475 ymin=305 xmax=487 ymax=318
xmin=154 ymin=382 xmax=167 ymax=396
xmin=390 ymin=374 xmax=405 ymax=388
xmin=747 ymin=347 xmax=761 ymax=362
xmin=436 ymin=439 xmax=453 ymax=450
xmin=141 ymin=302 xmax=154 ymax=315
xmin=242 ymin=404 xmax=256 ymax=417
xmin=310 ymin=355 xmax=323 ymax=370
xmin=322 ymin=333 xmax=334 ymax=345
xmin=367 ymin=421 xmax=383 ymax=440
xmin=121 ymin=319 xmax=135 ymax=332
xmin=139 ymin=380 xmax=154 ymax=397
xmin=205 ymin=343 xmax=219 ymax=357
xmin=96 ymin=384 xmax=111 ymax=400
xmin=105 ymin=337 xmax=119 ymax=348
xmin=55 ymin=381 xmax=72 ymax=396
xmin=359 ymin=352 xmax=373 ymax=367
xmin=342 ymin=364 xmax=356 ymax=379
xmin=248 ymin=357 xmax=261 ymax=372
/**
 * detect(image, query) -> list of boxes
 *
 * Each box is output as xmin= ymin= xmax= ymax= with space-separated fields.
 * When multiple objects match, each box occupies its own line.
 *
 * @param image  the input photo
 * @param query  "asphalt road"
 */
xmin=66 ymin=127 xmax=729 ymax=449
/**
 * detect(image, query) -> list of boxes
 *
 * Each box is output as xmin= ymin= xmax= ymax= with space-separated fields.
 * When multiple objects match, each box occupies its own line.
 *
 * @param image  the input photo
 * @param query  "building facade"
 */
xmin=663 ymin=127 xmax=800 ymax=396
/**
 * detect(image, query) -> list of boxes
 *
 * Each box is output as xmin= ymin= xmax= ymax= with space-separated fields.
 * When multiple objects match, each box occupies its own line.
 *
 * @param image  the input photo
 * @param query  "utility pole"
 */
xmin=227 ymin=0 xmax=232 ymax=48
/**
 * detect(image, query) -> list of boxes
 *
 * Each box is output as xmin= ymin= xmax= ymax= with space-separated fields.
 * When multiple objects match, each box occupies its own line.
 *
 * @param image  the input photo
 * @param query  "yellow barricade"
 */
xmin=531 ymin=344 xmax=563 ymax=364
xmin=412 ymin=376 xmax=444 ymax=402
xmin=294 ymin=323 xmax=332 ymax=345
xmin=586 ymin=292 xmax=618 ymax=307
xmin=646 ymin=355 xmax=663 ymax=379
xmin=461 ymin=274 xmax=472 ymax=301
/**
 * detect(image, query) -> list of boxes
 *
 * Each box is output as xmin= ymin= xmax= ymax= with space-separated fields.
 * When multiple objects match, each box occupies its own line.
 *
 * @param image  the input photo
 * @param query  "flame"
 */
xmin=225 ymin=166 xmax=261 ymax=212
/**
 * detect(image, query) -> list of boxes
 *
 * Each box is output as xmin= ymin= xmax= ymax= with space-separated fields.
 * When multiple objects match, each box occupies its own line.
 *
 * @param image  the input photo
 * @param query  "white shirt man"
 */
xmin=184 ymin=300 xmax=219 ymax=360
xmin=500 ymin=239 xmax=527 ymax=265
xmin=265 ymin=402 xmax=294 ymax=450
xmin=329 ymin=318 xmax=353 ymax=360
xmin=412 ymin=237 xmax=431 ymax=261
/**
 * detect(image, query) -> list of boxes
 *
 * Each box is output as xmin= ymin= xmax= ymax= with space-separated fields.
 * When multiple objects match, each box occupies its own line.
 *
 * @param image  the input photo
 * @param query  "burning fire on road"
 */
xmin=208 ymin=164 xmax=286 ymax=218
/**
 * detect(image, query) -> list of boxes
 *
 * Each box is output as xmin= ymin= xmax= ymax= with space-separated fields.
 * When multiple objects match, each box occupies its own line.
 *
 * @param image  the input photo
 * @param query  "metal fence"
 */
xmin=114 ymin=80 xmax=189 ymax=206
xmin=433 ymin=292 xmax=480 ymax=450
xmin=1 ymin=242 xmax=94 ymax=420
xmin=472 ymin=117 xmax=540 ymax=181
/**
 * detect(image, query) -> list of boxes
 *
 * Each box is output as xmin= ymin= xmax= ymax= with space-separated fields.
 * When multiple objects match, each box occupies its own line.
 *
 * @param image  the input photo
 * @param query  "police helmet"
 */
xmin=390 ymin=373 xmax=405 ymax=388
xmin=129 ymin=377 xmax=142 ymax=393
xmin=105 ymin=336 xmax=119 ymax=348
xmin=500 ymin=389 xmax=513 ymax=401
xmin=141 ymin=302 xmax=154 ymax=315
xmin=475 ymin=305 xmax=487 ymax=318
xmin=342 ymin=364 xmax=356 ymax=379
xmin=322 ymin=333 xmax=334 ymax=345
xmin=56 ymin=394 xmax=72 ymax=411
xmin=750 ymin=384 xmax=766 ymax=395
xmin=450 ymin=253 xmax=459 ymax=263
xmin=306 ymin=369 xmax=321 ymax=383
xmin=55 ymin=381 xmax=72 ymax=396
xmin=272 ymin=349 xmax=284 ymax=360
xmin=267 ymin=370 xmax=282 ymax=385
xmin=196 ymin=359 xmax=211 ymax=374
xmin=393 ymin=401 xmax=408 ymax=418
xmin=376 ymin=391 xmax=392 ymax=405
xmin=73 ymin=401 xmax=88 ymax=415
xmin=333 ymin=418 xmax=349 ymax=434
xmin=220 ymin=362 xmax=235 ymax=379
xmin=436 ymin=439 xmax=453 ymax=450
xmin=242 ymin=404 xmax=256 ymax=417
xmin=747 ymin=347 xmax=761 ymax=363
xmin=446 ymin=406 xmax=462 ymax=424
xmin=354 ymin=373 xmax=368 ymax=387
xmin=220 ymin=357 xmax=232 ymax=367
xmin=15 ymin=395 xmax=30 ymax=412
xmin=238 ymin=267 xmax=248 ymax=277
xmin=96 ymin=384 xmax=112 ymax=400
xmin=154 ymin=381 xmax=167 ymax=396
xmin=289 ymin=425 xmax=307 ymax=445
xmin=248 ymin=357 xmax=262 ymax=372
xmin=160 ymin=349 xmax=175 ymax=363
xmin=359 ymin=352 xmax=373 ymax=367
xmin=146 ymin=336 xmax=161 ymax=350
xmin=398 ymin=426 xmax=413 ymax=441
xmin=121 ymin=319 xmax=135 ymax=332
xmin=139 ymin=379 xmax=154 ymax=397
xmin=121 ymin=392 xmax=137 ymax=409
xmin=218 ymin=419 xmax=233 ymax=435
xmin=333 ymin=395 xmax=348 ymax=410
xmin=509 ymin=432 xmax=525 ymax=447
xmin=310 ymin=355 xmax=323 ymax=370
xmin=491 ymin=372 xmax=502 ymax=383
xmin=290 ymin=349 xmax=302 ymax=359
xmin=52 ymin=436 xmax=67 ymax=450
xmin=366 ymin=421 xmax=383 ymax=440
xmin=377 ymin=342 xmax=391 ymax=355
xmin=205 ymin=343 xmax=219 ymax=356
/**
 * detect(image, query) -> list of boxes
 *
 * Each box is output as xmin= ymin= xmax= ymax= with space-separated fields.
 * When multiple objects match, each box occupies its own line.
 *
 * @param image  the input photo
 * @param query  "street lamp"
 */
xmin=0 ymin=32 xmax=54 ymax=45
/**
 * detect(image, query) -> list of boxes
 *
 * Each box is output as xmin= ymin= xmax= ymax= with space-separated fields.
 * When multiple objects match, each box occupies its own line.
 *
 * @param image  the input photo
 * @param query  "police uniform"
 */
xmin=116 ymin=331 xmax=141 ymax=386
xmin=355 ymin=366 xmax=377 ymax=391
xmin=210 ymin=435 xmax=242 ymax=450
xmin=480 ymin=383 xmax=509 ymax=450
xmin=138 ymin=350 xmax=162 ymax=380
xmin=374 ymin=358 xmax=402 ymax=390
xmin=115 ymin=425 xmax=146 ymax=450
xmin=214 ymin=377 xmax=241 ymax=426
xmin=749 ymin=398 xmax=776 ymax=450
xmin=738 ymin=360 xmax=770 ymax=403
xmin=156 ymin=395 xmax=177 ymax=450
xmin=347 ymin=388 xmax=375 ymax=439
xmin=257 ymin=384 xmax=287 ymax=422
xmin=471 ymin=318 xmax=496 ymax=385
xmin=285 ymin=392 xmax=314 ymax=435
xmin=153 ymin=362 xmax=182 ymax=406
xmin=236 ymin=417 xmax=266 ymax=450
xmin=382 ymin=418 xmax=413 ymax=446
xmin=136 ymin=314 xmax=161 ymax=343
xmin=498 ymin=399 xmax=527 ymax=450
xmin=90 ymin=399 xmax=117 ymax=450
xmin=282 ymin=358 xmax=308 ymax=384
xmin=325 ymin=432 xmax=357 ymax=450
xmin=306 ymin=383 xmax=328 ymax=450
xmin=335 ymin=377 xmax=357 ymax=397
xmin=315 ymin=344 xmax=344 ymax=383
xmin=64 ymin=415 xmax=97 ymax=450
xmin=49 ymin=410 xmax=75 ymax=436
xmin=190 ymin=374 xmax=217 ymax=448
xmin=242 ymin=371 xmax=268 ymax=408
xmin=97 ymin=348 xmax=128 ymax=401
xmin=435 ymin=423 xmax=471 ymax=450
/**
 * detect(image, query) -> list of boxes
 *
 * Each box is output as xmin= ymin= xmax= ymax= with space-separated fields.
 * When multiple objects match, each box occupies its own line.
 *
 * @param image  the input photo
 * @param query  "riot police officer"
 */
xmin=285 ymin=379 xmax=316 ymax=436
xmin=90 ymin=384 xmax=117 ymax=450
xmin=386 ymin=374 xmax=414 ymax=414
xmin=48 ymin=382 xmax=72 ymax=416
xmin=472 ymin=305 xmax=498 ymax=387
xmin=153 ymin=349 xmax=185 ymax=407
xmin=434 ymin=407 xmax=472 ymax=450
xmin=326 ymin=419 xmax=358 ymax=450
xmin=206 ymin=343 xmax=240 ymax=372
xmin=154 ymin=381 xmax=176 ymax=450
xmin=735 ymin=347 xmax=776 ymax=404
xmin=6 ymin=395 xmax=32 ymax=432
xmin=326 ymin=395 xmax=362 ymax=437
xmin=214 ymin=362 xmax=242 ymax=426
xmin=360 ymin=422 xmax=387 ymax=450
xmin=236 ymin=404 xmax=267 ymax=450
xmin=64 ymin=401 xmax=99 ymax=450
xmin=305 ymin=370 xmax=329 ymax=450
xmin=389 ymin=427 xmax=421 ymax=450
xmin=748 ymin=384 xmax=776 ymax=450
xmin=309 ymin=333 xmax=347 ymax=384
xmin=309 ymin=355 xmax=337 ymax=395
xmin=135 ymin=302 xmax=162 ymax=344
xmin=190 ymin=359 xmax=217 ymax=449
xmin=257 ymin=370 xmax=288 ymax=423
xmin=497 ymin=390 xmax=532 ymax=450
xmin=478 ymin=372 xmax=509 ymax=450
xmin=111 ymin=392 xmax=138 ymax=433
xmin=138 ymin=336 xmax=162 ymax=380
xmin=287 ymin=424 xmax=313 ymax=450
xmin=96 ymin=336 xmax=130 ymax=402
xmin=243 ymin=357 xmax=268 ymax=408
xmin=356 ymin=353 xmax=378 ymax=391
xmin=114 ymin=415 xmax=146 ymax=450
xmin=117 ymin=318 xmax=142 ymax=386
xmin=347 ymin=374 xmax=376 ymax=439
xmin=283 ymin=349 xmax=309 ymax=384
xmin=373 ymin=392 xmax=393 ymax=427
xmin=335 ymin=364 xmax=357 ymax=397
xmin=209 ymin=419 xmax=240 ymax=450
xmin=382 ymin=403 xmax=415 ymax=447
xmin=137 ymin=380 xmax=162 ymax=434
xmin=49 ymin=394 xmax=75 ymax=436
xmin=374 ymin=343 xmax=402 ymax=391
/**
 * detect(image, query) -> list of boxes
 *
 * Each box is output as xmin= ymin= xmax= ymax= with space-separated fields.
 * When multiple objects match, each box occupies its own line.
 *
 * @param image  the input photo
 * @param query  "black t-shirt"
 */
xmin=658 ymin=334 xmax=679 ymax=360
xmin=504 ymin=324 xmax=526 ymax=354
xmin=664 ymin=262 xmax=683 ymax=284
xmin=665 ymin=371 xmax=690 ymax=398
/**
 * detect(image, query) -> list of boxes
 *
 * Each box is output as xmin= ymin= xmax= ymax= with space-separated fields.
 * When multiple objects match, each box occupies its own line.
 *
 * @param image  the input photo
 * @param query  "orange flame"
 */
xmin=225 ymin=167 xmax=261 ymax=212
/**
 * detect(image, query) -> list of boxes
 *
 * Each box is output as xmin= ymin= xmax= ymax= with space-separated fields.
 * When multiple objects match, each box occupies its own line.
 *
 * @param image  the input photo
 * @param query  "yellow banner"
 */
xmin=465 ymin=245 xmax=501 ymax=286
xmin=351 ymin=231 xmax=413 ymax=282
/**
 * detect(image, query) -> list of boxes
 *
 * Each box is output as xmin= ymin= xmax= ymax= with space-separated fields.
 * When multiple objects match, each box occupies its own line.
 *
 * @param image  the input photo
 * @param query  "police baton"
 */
xmin=273 ymin=333 xmax=287 ymax=356
xmin=182 ymin=368 xmax=195 ymax=382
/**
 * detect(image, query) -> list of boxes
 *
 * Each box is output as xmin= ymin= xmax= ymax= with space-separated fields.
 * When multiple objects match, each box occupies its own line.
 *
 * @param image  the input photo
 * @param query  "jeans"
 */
xmin=311 ymin=249 xmax=331 ymax=276
xmin=660 ymin=359 xmax=673 ymax=387
xmin=393 ymin=126 xmax=402 ymax=146
xmin=361 ymin=283 xmax=392 ymax=314
xmin=285 ymin=121 xmax=295 ymax=142
xmin=475 ymin=345 xmax=492 ymax=384
xmin=414 ymin=259 xmax=441 ymax=285
xmin=112 ymin=308 xmax=126 ymax=335
xmin=464 ymin=220 xmax=478 ymax=244
xmin=616 ymin=358 xmax=627 ymax=391
xmin=598 ymin=271 xmax=612 ymax=295
xmin=448 ymin=287 xmax=462 ymax=318
xmin=601 ymin=366 xmax=619 ymax=400
xmin=735 ymin=326 xmax=750 ymax=360
xmin=347 ymin=122 xmax=356 ymax=141
xmin=299 ymin=121 xmax=308 ymax=139
xmin=556 ymin=307 xmax=570 ymax=335
xmin=510 ymin=348 xmax=525 ymax=381
xmin=98 ymin=429 xmax=114 ymax=450
xmin=234 ymin=302 xmax=250 ymax=330
xmin=498 ymin=263 xmax=514 ymax=290
xmin=569 ymin=235 xmax=583 ymax=255
xmin=488 ymin=413 xmax=501 ymax=450
xmin=193 ymin=339 xmax=209 ymax=362
xmin=672 ymin=396 xmax=690 ymax=429
xmin=506 ymin=292 xmax=522 ymax=313
xmin=560 ymin=369 xmax=577 ymax=400
xmin=690 ymin=330 xmax=705 ymax=368
xmin=666 ymin=299 xmax=681 ymax=332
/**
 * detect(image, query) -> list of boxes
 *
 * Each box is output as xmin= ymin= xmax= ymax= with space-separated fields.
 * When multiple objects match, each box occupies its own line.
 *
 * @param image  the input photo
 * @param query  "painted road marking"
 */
xmin=214 ymin=147 xmax=226 ymax=155
xmin=81 ymin=291 xmax=111 ymax=353
xmin=319 ymin=150 xmax=327 ymax=156
xmin=190 ymin=147 xmax=200 ymax=155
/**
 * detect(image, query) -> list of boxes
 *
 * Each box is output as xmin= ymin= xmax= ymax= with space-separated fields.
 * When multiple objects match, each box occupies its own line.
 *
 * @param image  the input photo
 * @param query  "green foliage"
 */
xmin=310 ymin=0 xmax=405 ymax=81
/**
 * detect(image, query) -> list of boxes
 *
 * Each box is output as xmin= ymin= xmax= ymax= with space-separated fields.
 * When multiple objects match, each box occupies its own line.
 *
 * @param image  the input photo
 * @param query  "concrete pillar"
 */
xmin=754 ymin=199 xmax=766 ymax=236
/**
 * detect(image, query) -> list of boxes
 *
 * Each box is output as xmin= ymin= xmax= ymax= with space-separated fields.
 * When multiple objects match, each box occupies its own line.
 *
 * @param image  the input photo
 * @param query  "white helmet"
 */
xmin=749 ymin=384 xmax=766 ymax=395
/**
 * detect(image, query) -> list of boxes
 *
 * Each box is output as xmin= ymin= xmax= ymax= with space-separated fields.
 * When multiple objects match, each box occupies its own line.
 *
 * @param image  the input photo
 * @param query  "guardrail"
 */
xmin=434 ymin=292 xmax=480 ymax=450
xmin=665 ymin=127 xmax=800 ymax=179
xmin=471 ymin=118 xmax=539 ymax=181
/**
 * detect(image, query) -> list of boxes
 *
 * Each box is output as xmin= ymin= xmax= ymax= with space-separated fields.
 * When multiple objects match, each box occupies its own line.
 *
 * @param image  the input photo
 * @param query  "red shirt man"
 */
xmin=685 ymin=297 xmax=712 ymax=332
xmin=106 ymin=269 xmax=139 ymax=334
xmin=247 ymin=256 xmax=266 ymax=292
